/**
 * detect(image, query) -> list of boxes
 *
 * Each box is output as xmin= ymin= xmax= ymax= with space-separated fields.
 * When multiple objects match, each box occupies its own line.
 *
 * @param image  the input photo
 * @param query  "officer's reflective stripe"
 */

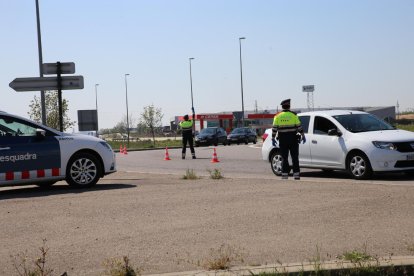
xmin=278 ymin=124 xmax=299 ymax=128
xmin=277 ymin=128 xmax=300 ymax=133
xmin=0 ymin=168 xmax=60 ymax=181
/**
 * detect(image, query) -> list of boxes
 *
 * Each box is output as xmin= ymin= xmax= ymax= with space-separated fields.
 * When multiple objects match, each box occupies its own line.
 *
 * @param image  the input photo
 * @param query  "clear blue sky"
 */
xmin=1 ymin=0 xmax=413 ymax=130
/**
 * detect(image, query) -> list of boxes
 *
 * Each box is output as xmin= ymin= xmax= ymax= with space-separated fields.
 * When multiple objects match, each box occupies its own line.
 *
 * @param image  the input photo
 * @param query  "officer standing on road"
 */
xmin=272 ymin=99 xmax=306 ymax=180
xmin=179 ymin=109 xmax=196 ymax=159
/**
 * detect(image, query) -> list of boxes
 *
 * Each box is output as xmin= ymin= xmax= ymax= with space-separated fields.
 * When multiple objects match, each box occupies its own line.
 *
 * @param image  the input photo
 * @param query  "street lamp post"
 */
xmin=189 ymin=58 xmax=195 ymax=111
xmin=95 ymin=83 xmax=99 ymax=136
xmin=35 ymin=0 xmax=47 ymax=125
xmin=124 ymin=74 xmax=130 ymax=147
xmin=239 ymin=37 xmax=246 ymax=127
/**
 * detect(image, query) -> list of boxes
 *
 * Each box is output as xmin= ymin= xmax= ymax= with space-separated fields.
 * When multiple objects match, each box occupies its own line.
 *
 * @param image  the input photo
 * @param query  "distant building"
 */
xmin=174 ymin=106 xmax=396 ymax=134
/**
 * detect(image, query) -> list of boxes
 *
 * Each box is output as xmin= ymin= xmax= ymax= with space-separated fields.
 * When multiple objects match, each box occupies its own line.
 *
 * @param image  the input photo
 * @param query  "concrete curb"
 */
xmin=146 ymin=256 xmax=414 ymax=276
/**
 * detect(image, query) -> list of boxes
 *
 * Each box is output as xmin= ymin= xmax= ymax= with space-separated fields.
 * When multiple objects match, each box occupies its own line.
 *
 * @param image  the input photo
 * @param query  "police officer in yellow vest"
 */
xmin=272 ymin=99 xmax=306 ymax=180
xmin=179 ymin=111 xmax=196 ymax=159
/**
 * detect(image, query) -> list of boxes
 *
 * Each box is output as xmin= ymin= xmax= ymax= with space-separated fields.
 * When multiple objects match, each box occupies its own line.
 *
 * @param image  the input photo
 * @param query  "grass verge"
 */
xmin=182 ymin=169 xmax=199 ymax=180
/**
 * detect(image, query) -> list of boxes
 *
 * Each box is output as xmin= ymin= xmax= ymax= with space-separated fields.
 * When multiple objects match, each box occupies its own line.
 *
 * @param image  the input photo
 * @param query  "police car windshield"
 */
xmin=0 ymin=117 xmax=38 ymax=136
xmin=333 ymin=113 xmax=394 ymax=133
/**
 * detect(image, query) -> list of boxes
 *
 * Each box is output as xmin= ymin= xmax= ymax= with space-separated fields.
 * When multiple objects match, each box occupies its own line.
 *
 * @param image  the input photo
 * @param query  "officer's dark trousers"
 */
xmin=182 ymin=133 xmax=195 ymax=155
xmin=279 ymin=133 xmax=300 ymax=174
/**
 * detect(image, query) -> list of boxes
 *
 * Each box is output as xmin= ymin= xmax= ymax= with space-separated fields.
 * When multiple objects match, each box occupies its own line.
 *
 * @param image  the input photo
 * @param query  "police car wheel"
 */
xmin=270 ymin=150 xmax=283 ymax=176
xmin=66 ymin=152 xmax=101 ymax=188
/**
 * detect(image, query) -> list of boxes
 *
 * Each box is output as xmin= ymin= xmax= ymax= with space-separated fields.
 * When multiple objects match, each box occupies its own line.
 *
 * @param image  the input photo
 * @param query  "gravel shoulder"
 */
xmin=1 ymin=171 xmax=414 ymax=275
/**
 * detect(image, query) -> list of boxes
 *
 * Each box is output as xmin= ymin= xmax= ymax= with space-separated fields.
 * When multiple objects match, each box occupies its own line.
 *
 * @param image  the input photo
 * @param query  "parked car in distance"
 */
xmin=227 ymin=127 xmax=257 ymax=145
xmin=262 ymin=110 xmax=414 ymax=179
xmin=0 ymin=110 xmax=117 ymax=188
xmin=195 ymin=127 xmax=228 ymax=146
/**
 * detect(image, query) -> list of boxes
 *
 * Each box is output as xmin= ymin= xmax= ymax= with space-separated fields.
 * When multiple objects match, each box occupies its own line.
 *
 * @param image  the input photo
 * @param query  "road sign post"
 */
xmin=9 ymin=61 xmax=83 ymax=132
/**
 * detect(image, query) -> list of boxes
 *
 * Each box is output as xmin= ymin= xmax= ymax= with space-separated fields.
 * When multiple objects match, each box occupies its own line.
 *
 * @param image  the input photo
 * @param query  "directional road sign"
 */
xmin=9 ymin=76 xmax=84 ymax=92
xmin=42 ymin=62 xmax=75 ymax=75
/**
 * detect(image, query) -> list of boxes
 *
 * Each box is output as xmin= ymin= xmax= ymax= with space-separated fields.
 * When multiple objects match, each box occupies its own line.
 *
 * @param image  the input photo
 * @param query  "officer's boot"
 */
xmin=293 ymin=172 xmax=300 ymax=180
xmin=281 ymin=173 xmax=288 ymax=180
xmin=182 ymin=153 xmax=185 ymax=160
xmin=192 ymin=153 xmax=196 ymax=159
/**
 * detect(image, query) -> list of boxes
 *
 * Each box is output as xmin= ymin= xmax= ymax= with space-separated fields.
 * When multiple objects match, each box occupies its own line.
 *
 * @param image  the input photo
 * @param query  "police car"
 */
xmin=0 ymin=111 xmax=116 ymax=188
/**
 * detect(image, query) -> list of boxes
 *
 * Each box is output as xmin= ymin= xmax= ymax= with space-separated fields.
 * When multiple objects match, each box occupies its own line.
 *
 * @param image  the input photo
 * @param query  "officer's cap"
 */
xmin=280 ymin=99 xmax=291 ymax=106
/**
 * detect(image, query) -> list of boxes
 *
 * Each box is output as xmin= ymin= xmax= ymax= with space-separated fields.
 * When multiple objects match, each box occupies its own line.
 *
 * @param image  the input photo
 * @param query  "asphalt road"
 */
xmin=1 ymin=144 xmax=414 ymax=275
xmin=117 ymin=143 xmax=414 ymax=182
xmin=117 ymin=143 xmax=272 ymax=179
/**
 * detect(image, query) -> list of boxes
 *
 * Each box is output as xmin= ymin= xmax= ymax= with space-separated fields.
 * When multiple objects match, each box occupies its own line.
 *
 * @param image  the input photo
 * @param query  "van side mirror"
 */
xmin=328 ymin=128 xmax=342 ymax=137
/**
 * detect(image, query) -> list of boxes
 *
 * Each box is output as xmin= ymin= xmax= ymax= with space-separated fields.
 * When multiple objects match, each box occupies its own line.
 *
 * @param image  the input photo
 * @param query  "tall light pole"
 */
xmin=124 ymin=74 xmax=130 ymax=147
xmin=239 ymin=37 xmax=246 ymax=127
xmin=35 ymin=0 xmax=47 ymax=125
xmin=95 ymin=84 xmax=99 ymax=136
xmin=189 ymin=57 xmax=195 ymax=133
xmin=189 ymin=58 xmax=195 ymax=111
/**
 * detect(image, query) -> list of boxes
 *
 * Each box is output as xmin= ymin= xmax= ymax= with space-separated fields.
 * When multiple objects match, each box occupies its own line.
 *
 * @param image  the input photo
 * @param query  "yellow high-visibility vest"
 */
xmin=179 ymin=120 xmax=193 ymax=134
xmin=272 ymin=111 xmax=303 ymax=135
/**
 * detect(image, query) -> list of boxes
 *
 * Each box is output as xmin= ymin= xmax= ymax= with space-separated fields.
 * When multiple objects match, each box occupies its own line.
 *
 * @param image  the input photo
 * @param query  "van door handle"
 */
xmin=0 ymin=147 xmax=11 ymax=150
xmin=312 ymin=140 xmax=317 ymax=144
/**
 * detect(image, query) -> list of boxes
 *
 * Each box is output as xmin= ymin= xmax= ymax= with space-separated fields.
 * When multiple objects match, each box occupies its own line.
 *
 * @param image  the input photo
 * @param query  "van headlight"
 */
xmin=372 ymin=141 xmax=396 ymax=150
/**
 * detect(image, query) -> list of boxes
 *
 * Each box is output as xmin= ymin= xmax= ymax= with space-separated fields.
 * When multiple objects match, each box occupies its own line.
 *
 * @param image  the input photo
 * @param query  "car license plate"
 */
xmin=407 ymin=154 xmax=414 ymax=161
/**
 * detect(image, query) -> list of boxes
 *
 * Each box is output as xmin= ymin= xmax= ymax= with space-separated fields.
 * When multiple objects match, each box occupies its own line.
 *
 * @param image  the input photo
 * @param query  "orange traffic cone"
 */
xmin=211 ymin=148 xmax=220 ymax=163
xmin=164 ymin=147 xmax=171 ymax=160
xmin=123 ymin=145 xmax=128 ymax=155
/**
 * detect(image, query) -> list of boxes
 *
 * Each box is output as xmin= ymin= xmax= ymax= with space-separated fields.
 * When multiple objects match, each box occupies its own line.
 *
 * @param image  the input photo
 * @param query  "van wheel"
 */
xmin=347 ymin=152 xmax=372 ymax=180
xmin=66 ymin=152 xmax=101 ymax=188
xmin=270 ymin=150 xmax=283 ymax=176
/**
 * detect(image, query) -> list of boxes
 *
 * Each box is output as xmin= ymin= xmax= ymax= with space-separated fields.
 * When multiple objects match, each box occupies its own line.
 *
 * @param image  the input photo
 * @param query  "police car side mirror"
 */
xmin=36 ymin=129 xmax=46 ymax=138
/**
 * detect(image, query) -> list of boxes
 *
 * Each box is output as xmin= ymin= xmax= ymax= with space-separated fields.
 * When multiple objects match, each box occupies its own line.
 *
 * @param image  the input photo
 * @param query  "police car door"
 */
xmin=0 ymin=115 xmax=61 ymax=184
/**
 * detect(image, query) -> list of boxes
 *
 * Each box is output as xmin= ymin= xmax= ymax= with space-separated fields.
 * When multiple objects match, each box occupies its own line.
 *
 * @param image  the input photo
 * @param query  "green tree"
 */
xmin=139 ymin=104 xmax=163 ymax=147
xmin=112 ymin=114 xmax=136 ymax=136
xmin=28 ymin=90 xmax=76 ymax=131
